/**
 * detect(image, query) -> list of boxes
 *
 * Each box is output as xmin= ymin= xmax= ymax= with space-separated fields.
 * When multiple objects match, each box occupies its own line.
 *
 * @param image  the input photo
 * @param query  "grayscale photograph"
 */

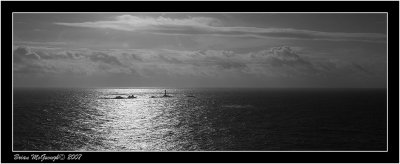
xmin=13 ymin=13 xmax=387 ymax=151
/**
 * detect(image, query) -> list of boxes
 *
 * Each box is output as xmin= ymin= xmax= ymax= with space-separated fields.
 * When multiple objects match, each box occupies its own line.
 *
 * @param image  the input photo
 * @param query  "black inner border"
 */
xmin=1 ymin=1 xmax=399 ymax=163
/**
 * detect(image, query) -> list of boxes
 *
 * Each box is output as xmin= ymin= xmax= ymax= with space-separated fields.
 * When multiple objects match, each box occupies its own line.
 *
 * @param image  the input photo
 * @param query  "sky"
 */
xmin=13 ymin=13 xmax=387 ymax=88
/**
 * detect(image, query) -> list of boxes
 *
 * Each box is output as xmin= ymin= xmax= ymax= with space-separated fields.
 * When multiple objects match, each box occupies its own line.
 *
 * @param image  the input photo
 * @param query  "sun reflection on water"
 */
xmin=87 ymin=88 xmax=213 ymax=151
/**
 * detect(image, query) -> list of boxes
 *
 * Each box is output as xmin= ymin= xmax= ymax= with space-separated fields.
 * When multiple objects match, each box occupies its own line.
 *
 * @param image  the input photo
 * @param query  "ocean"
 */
xmin=13 ymin=88 xmax=387 ymax=151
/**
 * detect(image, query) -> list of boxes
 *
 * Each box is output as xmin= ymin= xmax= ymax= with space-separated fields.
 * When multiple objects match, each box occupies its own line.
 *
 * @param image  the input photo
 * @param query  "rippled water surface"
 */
xmin=13 ymin=88 xmax=387 ymax=151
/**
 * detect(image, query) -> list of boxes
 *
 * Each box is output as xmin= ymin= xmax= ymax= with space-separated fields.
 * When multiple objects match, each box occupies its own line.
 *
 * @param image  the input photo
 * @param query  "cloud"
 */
xmin=129 ymin=53 xmax=144 ymax=62
xmin=56 ymin=15 xmax=222 ymax=30
xmin=13 ymin=46 xmax=128 ymax=77
xmin=189 ymin=50 xmax=248 ymax=71
xmin=215 ymin=61 xmax=247 ymax=70
xmin=157 ymin=54 xmax=183 ymax=64
xmin=13 ymin=45 xmax=381 ymax=88
xmin=89 ymin=52 xmax=122 ymax=65
xmin=352 ymin=62 xmax=373 ymax=75
xmin=13 ymin=46 xmax=41 ymax=63
xmin=55 ymin=15 xmax=386 ymax=43
xmin=14 ymin=41 xmax=68 ymax=47
xmin=250 ymin=46 xmax=317 ymax=75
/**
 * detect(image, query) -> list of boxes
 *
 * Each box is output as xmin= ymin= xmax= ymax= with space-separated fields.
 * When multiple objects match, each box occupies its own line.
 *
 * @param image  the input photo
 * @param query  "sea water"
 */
xmin=13 ymin=88 xmax=387 ymax=151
